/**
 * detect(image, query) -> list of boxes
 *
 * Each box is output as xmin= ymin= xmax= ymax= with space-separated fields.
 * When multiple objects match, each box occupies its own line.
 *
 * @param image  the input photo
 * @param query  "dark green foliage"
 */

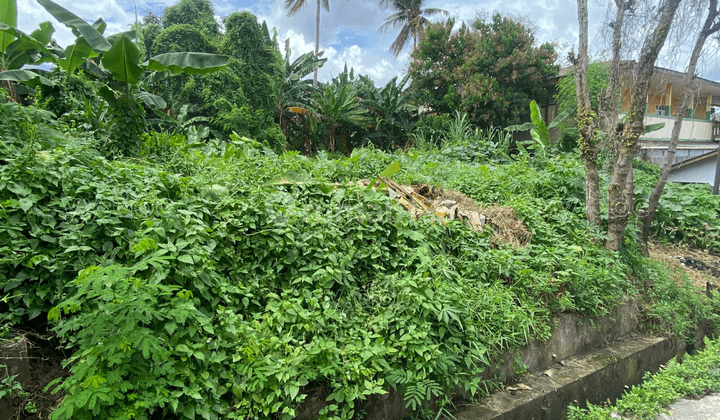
xmin=104 ymin=96 xmax=146 ymax=156
xmin=221 ymin=11 xmax=282 ymax=115
xmin=4 ymin=94 xmax=720 ymax=419
xmin=141 ymin=22 xmax=161 ymax=60
xmin=409 ymin=14 xmax=559 ymax=128
xmin=34 ymin=67 xmax=103 ymax=131
xmin=161 ymin=0 xmax=219 ymax=38
xmin=555 ymin=62 xmax=610 ymax=115
xmin=152 ymin=24 xmax=216 ymax=55
xmin=153 ymin=56 xmax=246 ymax=117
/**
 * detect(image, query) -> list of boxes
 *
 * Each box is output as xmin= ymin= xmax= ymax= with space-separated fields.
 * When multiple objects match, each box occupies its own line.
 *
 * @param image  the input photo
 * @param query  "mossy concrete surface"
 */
xmin=454 ymin=335 xmax=679 ymax=420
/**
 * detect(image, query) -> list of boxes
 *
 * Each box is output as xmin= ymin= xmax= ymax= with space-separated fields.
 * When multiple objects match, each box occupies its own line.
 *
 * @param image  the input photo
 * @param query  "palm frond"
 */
xmin=379 ymin=12 xmax=408 ymax=33
xmin=389 ymin=24 xmax=412 ymax=57
xmin=284 ymin=0 xmax=308 ymax=16
xmin=422 ymin=8 xmax=448 ymax=17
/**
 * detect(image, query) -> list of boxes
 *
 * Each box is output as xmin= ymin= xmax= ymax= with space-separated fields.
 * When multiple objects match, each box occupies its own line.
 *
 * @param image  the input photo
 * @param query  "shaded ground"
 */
xmin=1 ymin=331 xmax=68 ymax=420
xmin=648 ymin=240 xmax=720 ymax=291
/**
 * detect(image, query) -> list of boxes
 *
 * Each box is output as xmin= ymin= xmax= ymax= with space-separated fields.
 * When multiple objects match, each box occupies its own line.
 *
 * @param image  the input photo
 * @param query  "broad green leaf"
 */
xmin=136 ymin=91 xmax=166 ymax=109
xmin=504 ymin=122 xmax=537 ymax=132
xmin=29 ymin=21 xmax=54 ymax=46
xmin=0 ymin=0 xmax=17 ymax=53
xmin=643 ymin=122 xmax=665 ymax=134
xmin=379 ymin=160 xmax=401 ymax=177
xmin=36 ymin=0 xmax=111 ymax=52
xmin=91 ymin=18 xmax=106 ymax=35
xmin=132 ymin=22 xmax=144 ymax=61
xmin=1 ymin=22 xmax=55 ymax=69
xmin=0 ymin=69 xmax=53 ymax=87
xmin=97 ymin=85 xmax=118 ymax=108
xmin=529 ymin=100 xmax=550 ymax=146
xmin=146 ymin=52 xmax=229 ymax=75
xmin=101 ymin=34 xmax=142 ymax=86
xmin=177 ymin=255 xmax=194 ymax=264
xmin=59 ymin=37 xmax=93 ymax=74
xmin=153 ymin=109 xmax=178 ymax=125
xmin=548 ymin=107 xmax=574 ymax=129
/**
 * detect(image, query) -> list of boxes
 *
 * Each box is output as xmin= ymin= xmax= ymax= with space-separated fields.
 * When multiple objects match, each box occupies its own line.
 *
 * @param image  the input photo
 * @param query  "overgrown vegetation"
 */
xmin=2 ymin=0 xmax=720 ymax=419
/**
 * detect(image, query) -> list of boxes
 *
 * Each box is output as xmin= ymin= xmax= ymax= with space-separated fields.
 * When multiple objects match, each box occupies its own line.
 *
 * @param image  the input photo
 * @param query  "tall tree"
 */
xmin=605 ymin=0 xmax=682 ymax=251
xmin=161 ymin=0 xmax=219 ymax=37
xmin=409 ymin=15 xmax=558 ymax=128
xmin=570 ymin=0 xmax=601 ymax=227
xmin=285 ymin=0 xmax=347 ymax=88
xmin=638 ymin=0 xmax=720 ymax=252
xmin=378 ymin=0 xmax=447 ymax=58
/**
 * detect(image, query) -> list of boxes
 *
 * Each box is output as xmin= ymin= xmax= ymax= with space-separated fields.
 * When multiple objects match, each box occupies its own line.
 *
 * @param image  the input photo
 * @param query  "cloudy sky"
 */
xmin=16 ymin=0 xmax=720 ymax=87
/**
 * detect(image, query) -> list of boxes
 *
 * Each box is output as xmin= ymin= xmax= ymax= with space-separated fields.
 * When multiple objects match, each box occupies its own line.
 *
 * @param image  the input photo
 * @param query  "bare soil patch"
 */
xmin=648 ymin=240 xmax=720 ymax=291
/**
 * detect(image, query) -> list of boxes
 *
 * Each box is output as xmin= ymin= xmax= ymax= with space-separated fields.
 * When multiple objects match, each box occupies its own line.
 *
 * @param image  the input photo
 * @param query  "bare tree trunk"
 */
xmin=637 ymin=0 xmax=720 ymax=254
xmin=606 ymin=0 xmax=683 ymax=251
xmin=313 ymin=0 xmax=320 ymax=89
xmin=574 ymin=0 xmax=602 ymax=227
xmin=1 ymin=79 xmax=19 ymax=102
xmin=598 ymin=0 xmax=634 ymax=165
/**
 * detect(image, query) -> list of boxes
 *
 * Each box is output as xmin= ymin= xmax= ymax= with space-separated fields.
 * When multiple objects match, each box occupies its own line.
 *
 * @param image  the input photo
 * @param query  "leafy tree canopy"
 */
xmin=555 ymin=61 xmax=611 ymax=115
xmin=161 ymin=0 xmax=219 ymax=37
xmin=221 ymin=11 xmax=283 ymax=115
xmin=408 ymin=14 xmax=559 ymax=128
xmin=152 ymin=24 xmax=217 ymax=55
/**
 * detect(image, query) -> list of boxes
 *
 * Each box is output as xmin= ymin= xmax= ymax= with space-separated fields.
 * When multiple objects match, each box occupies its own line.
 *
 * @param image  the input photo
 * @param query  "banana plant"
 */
xmin=0 ymin=0 xmax=59 ymax=98
xmin=505 ymin=100 xmax=573 ymax=158
xmin=36 ymin=0 xmax=229 ymax=109
xmin=275 ymin=39 xmax=327 ymax=147
xmin=363 ymin=73 xmax=417 ymax=149
xmin=315 ymin=73 xmax=369 ymax=154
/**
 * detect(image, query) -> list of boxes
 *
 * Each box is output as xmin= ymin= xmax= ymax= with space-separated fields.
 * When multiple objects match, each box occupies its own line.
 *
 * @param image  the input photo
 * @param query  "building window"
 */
xmin=655 ymin=105 xmax=666 ymax=115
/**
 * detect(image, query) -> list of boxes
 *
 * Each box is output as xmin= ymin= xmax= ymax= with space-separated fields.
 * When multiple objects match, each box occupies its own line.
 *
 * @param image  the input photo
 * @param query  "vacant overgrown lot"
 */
xmin=2 ymin=100 xmax=720 ymax=420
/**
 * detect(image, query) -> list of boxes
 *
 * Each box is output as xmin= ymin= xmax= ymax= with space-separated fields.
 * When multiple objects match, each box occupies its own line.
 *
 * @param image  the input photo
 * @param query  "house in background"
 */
xmin=631 ymin=66 xmax=720 ymax=171
xmin=666 ymin=150 xmax=718 ymax=185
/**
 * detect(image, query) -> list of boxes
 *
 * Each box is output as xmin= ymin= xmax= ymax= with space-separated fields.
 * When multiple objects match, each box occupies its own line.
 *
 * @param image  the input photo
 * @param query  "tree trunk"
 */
xmin=1 ymin=79 xmax=19 ymax=103
xmin=313 ymin=0 xmax=320 ymax=89
xmin=606 ymin=0 xmax=683 ymax=251
xmin=598 ymin=0 xmax=633 ymax=168
xmin=637 ymin=0 xmax=720 ymax=254
xmin=574 ymin=0 xmax=602 ymax=227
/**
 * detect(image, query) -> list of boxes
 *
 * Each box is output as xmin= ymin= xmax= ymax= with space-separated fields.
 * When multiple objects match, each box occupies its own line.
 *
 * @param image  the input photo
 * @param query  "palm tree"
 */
xmin=285 ymin=0 xmax=342 ymax=88
xmin=378 ymin=0 xmax=448 ymax=58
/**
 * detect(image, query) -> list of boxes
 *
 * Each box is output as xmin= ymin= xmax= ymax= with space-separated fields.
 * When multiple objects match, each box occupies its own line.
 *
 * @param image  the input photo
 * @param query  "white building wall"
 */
xmin=641 ymin=115 xmax=713 ymax=140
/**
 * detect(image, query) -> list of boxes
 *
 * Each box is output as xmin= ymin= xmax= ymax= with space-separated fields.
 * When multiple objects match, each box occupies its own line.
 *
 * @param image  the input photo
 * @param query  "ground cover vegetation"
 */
xmin=1 ymin=0 xmax=720 ymax=419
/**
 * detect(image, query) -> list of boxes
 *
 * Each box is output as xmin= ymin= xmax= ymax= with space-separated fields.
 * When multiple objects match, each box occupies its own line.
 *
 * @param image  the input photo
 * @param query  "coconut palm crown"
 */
xmin=379 ymin=0 xmax=448 ymax=58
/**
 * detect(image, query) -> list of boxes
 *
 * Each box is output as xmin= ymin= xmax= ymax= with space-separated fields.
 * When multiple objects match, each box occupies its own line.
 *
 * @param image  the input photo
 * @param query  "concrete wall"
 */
xmin=639 ymin=114 xmax=713 ymax=140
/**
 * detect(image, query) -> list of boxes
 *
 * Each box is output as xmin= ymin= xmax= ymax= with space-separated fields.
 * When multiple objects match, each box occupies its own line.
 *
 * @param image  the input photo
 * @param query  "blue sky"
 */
xmin=16 ymin=0 xmax=720 ymax=87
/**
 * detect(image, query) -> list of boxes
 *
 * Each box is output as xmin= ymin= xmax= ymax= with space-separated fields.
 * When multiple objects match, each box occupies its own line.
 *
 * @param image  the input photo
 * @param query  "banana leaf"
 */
xmin=136 ymin=91 xmax=166 ymax=109
xmin=0 ymin=0 xmax=17 ymax=52
xmin=59 ymin=37 xmax=94 ymax=74
xmin=0 ymin=69 xmax=53 ymax=87
xmin=101 ymin=34 xmax=143 ymax=86
xmin=37 ymin=0 xmax=110 ymax=52
xmin=146 ymin=52 xmax=229 ymax=75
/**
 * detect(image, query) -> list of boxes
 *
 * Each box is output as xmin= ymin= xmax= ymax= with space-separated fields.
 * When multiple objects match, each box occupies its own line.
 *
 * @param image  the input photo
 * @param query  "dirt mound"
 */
xmin=368 ymin=178 xmax=532 ymax=248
